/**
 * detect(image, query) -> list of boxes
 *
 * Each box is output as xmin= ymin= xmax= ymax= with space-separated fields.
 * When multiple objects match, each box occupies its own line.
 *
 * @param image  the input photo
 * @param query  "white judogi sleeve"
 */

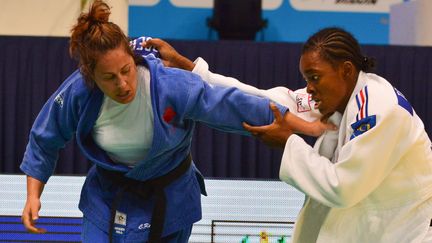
xmin=280 ymin=102 xmax=416 ymax=208
xmin=279 ymin=72 xmax=432 ymax=242
xmin=192 ymin=57 xmax=321 ymax=122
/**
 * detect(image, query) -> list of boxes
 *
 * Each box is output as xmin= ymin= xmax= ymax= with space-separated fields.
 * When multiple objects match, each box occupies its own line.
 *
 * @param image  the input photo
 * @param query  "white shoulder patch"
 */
xmin=54 ymin=93 xmax=64 ymax=108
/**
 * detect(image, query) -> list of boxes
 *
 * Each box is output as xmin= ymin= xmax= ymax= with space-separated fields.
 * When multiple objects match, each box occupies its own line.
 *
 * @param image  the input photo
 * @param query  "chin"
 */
xmin=318 ymin=108 xmax=330 ymax=116
xmin=117 ymin=100 xmax=131 ymax=104
xmin=116 ymin=94 xmax=135 ymax=104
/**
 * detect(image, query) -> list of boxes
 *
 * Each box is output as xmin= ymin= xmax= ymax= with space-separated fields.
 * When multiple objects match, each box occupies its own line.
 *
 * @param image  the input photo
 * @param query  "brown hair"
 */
xmin=69 ymin=0 xmax=136 ymax=88
xmin=302 ymin=27 xmax=376 ymax=72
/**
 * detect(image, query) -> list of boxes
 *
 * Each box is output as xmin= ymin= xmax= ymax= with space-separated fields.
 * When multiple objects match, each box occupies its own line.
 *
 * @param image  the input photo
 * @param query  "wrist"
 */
xmin=177 ymin=56 xmax=195 ymax=71
xmin=26 ymin=194 xmax=41 ymax=201
xmin=26 ymin=176 xmax=44 ymax=199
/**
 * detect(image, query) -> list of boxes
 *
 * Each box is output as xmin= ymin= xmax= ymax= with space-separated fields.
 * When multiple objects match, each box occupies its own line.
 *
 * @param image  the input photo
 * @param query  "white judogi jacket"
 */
xmin=193 ymin=57 xmax=432 ymax=243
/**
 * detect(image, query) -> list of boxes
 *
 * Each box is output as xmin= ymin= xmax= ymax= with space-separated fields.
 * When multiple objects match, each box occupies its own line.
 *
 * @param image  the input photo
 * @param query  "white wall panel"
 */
xmin=0 ymin=0 xmax=128 ymax=36
xmin=0 ymin=175 xmax=304 ymax=242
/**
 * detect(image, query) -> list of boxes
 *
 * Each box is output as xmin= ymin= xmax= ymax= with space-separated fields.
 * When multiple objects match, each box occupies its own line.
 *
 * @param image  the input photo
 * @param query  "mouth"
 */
xmin=117 ymin=90 xmax=130 ymax=98
xmin=116 ymin=90 xmax=132 ymax=103
xmin=312 ymin=97 xmax=321 ymax=109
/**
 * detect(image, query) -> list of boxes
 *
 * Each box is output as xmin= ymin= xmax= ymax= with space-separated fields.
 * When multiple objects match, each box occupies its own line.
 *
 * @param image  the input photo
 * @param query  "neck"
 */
xmin=337 ymin=71 xmax=360 ymax=114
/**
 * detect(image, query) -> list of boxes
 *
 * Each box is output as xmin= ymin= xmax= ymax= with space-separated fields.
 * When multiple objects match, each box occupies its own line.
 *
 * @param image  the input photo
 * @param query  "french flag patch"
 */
xmin=355 ymin=86 xmax=369 ymax=122
xmin=351 ymin=86 xmax=376 ymax=140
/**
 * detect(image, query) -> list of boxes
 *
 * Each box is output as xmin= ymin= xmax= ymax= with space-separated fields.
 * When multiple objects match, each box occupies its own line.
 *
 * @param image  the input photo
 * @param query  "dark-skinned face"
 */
xmin=300 ymin=50 xmax=356 ymax=116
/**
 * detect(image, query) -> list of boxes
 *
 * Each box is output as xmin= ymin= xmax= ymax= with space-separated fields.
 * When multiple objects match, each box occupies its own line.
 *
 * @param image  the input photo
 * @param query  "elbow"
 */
xmin=327 ymin=188 xmax=362 ymax=208
xmin=331 ymin=199 xmax=356 ymax=209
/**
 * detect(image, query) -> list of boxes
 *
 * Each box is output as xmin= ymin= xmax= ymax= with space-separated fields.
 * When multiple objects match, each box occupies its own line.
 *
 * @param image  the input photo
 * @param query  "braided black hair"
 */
xmin=302 ymin=27 xmax=376 ymax=72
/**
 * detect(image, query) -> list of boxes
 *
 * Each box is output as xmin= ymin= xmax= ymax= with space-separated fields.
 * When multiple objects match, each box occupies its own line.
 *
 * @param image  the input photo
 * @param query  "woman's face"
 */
xmin=93 ymin=45 xmax=137 ymax=104
xmin=299 ymin=50 xmax=355 ymax=116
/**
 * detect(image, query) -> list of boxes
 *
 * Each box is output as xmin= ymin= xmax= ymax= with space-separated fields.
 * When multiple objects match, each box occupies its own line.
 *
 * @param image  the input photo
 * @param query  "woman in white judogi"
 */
xmin=240 ymin=27 xmax=432 ymax=243
xmin=145 ymin=28 xmax=432 ymax=242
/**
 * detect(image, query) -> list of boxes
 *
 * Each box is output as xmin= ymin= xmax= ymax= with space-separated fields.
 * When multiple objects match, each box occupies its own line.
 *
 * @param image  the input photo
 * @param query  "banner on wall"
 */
xmin=129 ymin=0 xmax=283 ymax=10
xmin=290 ymin=0 xmax=405 ymax=13
xmin=128 ymin=0 xmax=396 ymax=44
xmin=130 ymin=0 xmax=404 ymax=12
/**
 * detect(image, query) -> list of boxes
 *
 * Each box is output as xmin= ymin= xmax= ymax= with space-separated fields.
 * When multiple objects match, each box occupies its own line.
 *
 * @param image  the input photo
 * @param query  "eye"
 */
xmin=305 ymin=74 xmax=320 ymax=83
xmin=121 ymin=67 xmax=131 ymax=75
xmin=103 ymin=74 xmax=115 ymax=81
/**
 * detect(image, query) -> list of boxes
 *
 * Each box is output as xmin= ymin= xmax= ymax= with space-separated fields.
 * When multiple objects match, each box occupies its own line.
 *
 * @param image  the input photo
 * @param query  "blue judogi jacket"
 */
xmin=20 ymin=55 xmax=287 ymax=240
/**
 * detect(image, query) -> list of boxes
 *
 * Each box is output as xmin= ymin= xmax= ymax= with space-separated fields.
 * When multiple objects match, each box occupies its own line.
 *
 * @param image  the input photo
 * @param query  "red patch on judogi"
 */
xmin=163 ymin=107 xmax=176 ymax=123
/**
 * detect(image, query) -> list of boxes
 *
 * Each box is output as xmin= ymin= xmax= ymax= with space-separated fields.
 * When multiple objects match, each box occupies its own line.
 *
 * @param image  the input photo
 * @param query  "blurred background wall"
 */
xmin=0 ymin=0 xmax=128 ymax=36
xmin=1 ymin=0 xmax=431 ymax=177
xmin=1 ymin=0 xmax=431 ymax=45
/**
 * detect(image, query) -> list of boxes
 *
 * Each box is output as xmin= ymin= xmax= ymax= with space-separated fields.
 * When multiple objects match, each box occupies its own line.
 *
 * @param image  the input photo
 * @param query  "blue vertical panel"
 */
xmin=129 ymin=0 xmax=399 ymax=44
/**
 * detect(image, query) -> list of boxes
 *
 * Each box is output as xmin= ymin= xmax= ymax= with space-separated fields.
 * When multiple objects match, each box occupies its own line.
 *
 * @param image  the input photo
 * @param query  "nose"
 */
xmin=115 ymin=76 xmax=128 ymax=88
xmin=306 ymin=82 xmax=315 ymax=94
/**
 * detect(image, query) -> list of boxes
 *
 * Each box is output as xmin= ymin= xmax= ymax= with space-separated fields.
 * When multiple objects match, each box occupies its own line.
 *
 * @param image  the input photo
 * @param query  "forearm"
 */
xmin=285 ymin=112 xmax=313 ymax=134
xmin=284 ymin=111 xmax=330 ymax=137
xmin=175 ymin=54 xmax=195 ymax=71
xmin=138 ymin=37 xmax=196 ymax=71
xmin=26 ymin=175 xmax=45 ymax=200
xmin=22 ymin=175 xmax=47 ymax=233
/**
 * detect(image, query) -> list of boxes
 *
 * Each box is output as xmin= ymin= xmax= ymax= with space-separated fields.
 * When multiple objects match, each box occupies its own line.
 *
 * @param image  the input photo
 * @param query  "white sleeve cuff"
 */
xmin=192 ymin=57 xmax=210 ymax=82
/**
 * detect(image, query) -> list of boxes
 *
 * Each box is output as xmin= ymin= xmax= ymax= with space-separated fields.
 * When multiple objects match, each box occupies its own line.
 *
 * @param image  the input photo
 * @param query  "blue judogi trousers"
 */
xmin=81 ymin=217 xmax=193 ymax=243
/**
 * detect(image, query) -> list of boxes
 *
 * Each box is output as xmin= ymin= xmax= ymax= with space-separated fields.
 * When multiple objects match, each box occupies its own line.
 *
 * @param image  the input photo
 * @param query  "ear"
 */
xmin=341 ymin=61 xmax=355 ymax=79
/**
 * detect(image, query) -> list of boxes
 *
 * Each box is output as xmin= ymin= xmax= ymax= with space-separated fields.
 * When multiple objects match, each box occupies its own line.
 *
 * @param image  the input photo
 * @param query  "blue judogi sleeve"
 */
xmin=130 ymin=37 xmax=287 ymax=134
xmin=20 ymin=71 xmax=86 ymax=183
xmin=152 ymin=65 xmax=288 ymax=136
xmin=186 ymin=81 xmax=287 ymax=135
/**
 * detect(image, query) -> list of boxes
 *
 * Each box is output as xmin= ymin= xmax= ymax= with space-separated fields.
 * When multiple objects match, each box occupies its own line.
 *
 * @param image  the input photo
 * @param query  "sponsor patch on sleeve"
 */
xmin=350 ymin=115 xmax=376 ymax=140
xmin=394 ymin=88 xmax=413 ymax=116
xmin=129 ymin=36 xmax=160 ymax=58
xmin=295 ymin=92 xmax=312 ymax=112
xmin=54 ymin=93 xmax=64 ymax=108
